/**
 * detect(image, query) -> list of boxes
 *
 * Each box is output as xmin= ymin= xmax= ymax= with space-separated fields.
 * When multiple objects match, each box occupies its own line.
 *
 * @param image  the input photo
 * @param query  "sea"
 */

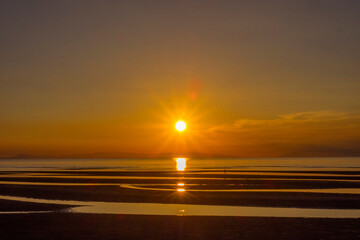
xmin=0 ymin=157 xmax=359 ymax=172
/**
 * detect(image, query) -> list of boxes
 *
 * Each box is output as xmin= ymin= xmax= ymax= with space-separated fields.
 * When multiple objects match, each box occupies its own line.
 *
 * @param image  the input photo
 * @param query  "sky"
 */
xmin=1 ymin=0 xmax=360 ymax=158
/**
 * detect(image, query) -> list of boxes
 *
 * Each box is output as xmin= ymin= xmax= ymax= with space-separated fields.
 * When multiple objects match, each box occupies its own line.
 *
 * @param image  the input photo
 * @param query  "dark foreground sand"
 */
xmin=0 ymin=199 xmax=73 ymax=212
xmin=1 ymin=213 xmax=359 ymax=240
xmin=1 ymin=183 xmax=359 ymax=209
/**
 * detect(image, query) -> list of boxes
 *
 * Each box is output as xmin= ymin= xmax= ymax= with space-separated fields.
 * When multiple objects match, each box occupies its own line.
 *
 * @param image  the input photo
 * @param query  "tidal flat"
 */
xmin=0 ymin=166 xmax=360 ymax=239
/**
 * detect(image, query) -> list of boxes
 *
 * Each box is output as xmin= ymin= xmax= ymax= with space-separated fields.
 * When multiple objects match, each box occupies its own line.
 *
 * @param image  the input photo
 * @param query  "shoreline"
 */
xmin=0 ymin=167 xmax=360 ymax=239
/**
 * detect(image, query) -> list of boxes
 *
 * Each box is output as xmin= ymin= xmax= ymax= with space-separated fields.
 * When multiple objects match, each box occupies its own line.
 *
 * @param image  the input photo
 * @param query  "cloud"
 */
xmin=205 ymin=111 xmax=360 ymax=157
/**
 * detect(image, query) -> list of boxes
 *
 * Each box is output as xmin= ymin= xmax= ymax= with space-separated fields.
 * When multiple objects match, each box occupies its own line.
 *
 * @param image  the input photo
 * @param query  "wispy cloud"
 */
xmin=205 ymin=111 xmax=360 ymax=157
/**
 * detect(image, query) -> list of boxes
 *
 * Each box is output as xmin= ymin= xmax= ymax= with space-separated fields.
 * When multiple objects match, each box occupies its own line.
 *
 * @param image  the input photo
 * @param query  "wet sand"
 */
xmin=1 ymin=213 xmax=360 ymax=240
xmin=1 ymin=184 xmax=360 ymax=209
xmin=0 ymin=169 xmax=360 ymax=239
xmin=0 ymin=170 xmax=359 ymax=209
xmin=0 ymin=199 xmax=73 ymax=212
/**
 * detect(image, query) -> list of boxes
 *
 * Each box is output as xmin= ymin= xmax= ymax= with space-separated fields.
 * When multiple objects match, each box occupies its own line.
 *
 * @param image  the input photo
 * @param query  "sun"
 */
xmin=175 ymin=121 xmax=186 ymax=131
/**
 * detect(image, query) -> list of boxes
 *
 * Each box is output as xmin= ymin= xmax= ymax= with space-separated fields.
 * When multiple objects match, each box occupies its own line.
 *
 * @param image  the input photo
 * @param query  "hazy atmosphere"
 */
xmin=1 ymin=0 xmax=360 ymax=158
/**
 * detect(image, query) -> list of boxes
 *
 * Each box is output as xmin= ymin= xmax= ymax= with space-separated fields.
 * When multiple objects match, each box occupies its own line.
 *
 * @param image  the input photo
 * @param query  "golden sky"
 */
xmin=0 ymin=1 xmax=360 ymax=158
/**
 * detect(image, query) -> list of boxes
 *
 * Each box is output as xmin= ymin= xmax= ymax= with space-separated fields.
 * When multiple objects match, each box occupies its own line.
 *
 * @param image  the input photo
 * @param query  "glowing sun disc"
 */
xmin=175 ymin=121 xmax=186 ymax=131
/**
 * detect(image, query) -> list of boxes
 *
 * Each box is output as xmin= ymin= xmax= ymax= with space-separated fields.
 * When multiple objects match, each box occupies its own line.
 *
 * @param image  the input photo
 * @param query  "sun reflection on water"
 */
xmin=176 ymin=158 xmax=186 ymax=171
xmin=177 ymin=188 xmax=185 ymax=192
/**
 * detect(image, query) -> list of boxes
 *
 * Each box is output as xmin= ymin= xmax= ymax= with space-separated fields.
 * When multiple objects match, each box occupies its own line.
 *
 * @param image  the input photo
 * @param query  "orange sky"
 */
xmin=1 ymin=1 xmax=360 ymax=158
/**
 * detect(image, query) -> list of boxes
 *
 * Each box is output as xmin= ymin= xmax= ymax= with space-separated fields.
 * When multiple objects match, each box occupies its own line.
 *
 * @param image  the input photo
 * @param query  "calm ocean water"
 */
xmin=0 ymin=157 xmax=359 ymax=171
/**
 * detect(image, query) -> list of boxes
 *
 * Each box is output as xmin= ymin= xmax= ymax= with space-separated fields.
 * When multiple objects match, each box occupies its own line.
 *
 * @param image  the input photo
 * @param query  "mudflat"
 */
xmin=0 ymin=169 xmax=359 ymax=239
xmin=1 ymin=213 xmax=359 ymax=240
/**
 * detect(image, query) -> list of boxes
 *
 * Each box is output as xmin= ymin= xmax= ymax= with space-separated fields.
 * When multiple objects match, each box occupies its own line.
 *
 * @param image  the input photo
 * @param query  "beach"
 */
xmin=1 ymin=213 xmax=360 ymax=240
xmin=0 ymin=158 xmax=359 ymax=239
